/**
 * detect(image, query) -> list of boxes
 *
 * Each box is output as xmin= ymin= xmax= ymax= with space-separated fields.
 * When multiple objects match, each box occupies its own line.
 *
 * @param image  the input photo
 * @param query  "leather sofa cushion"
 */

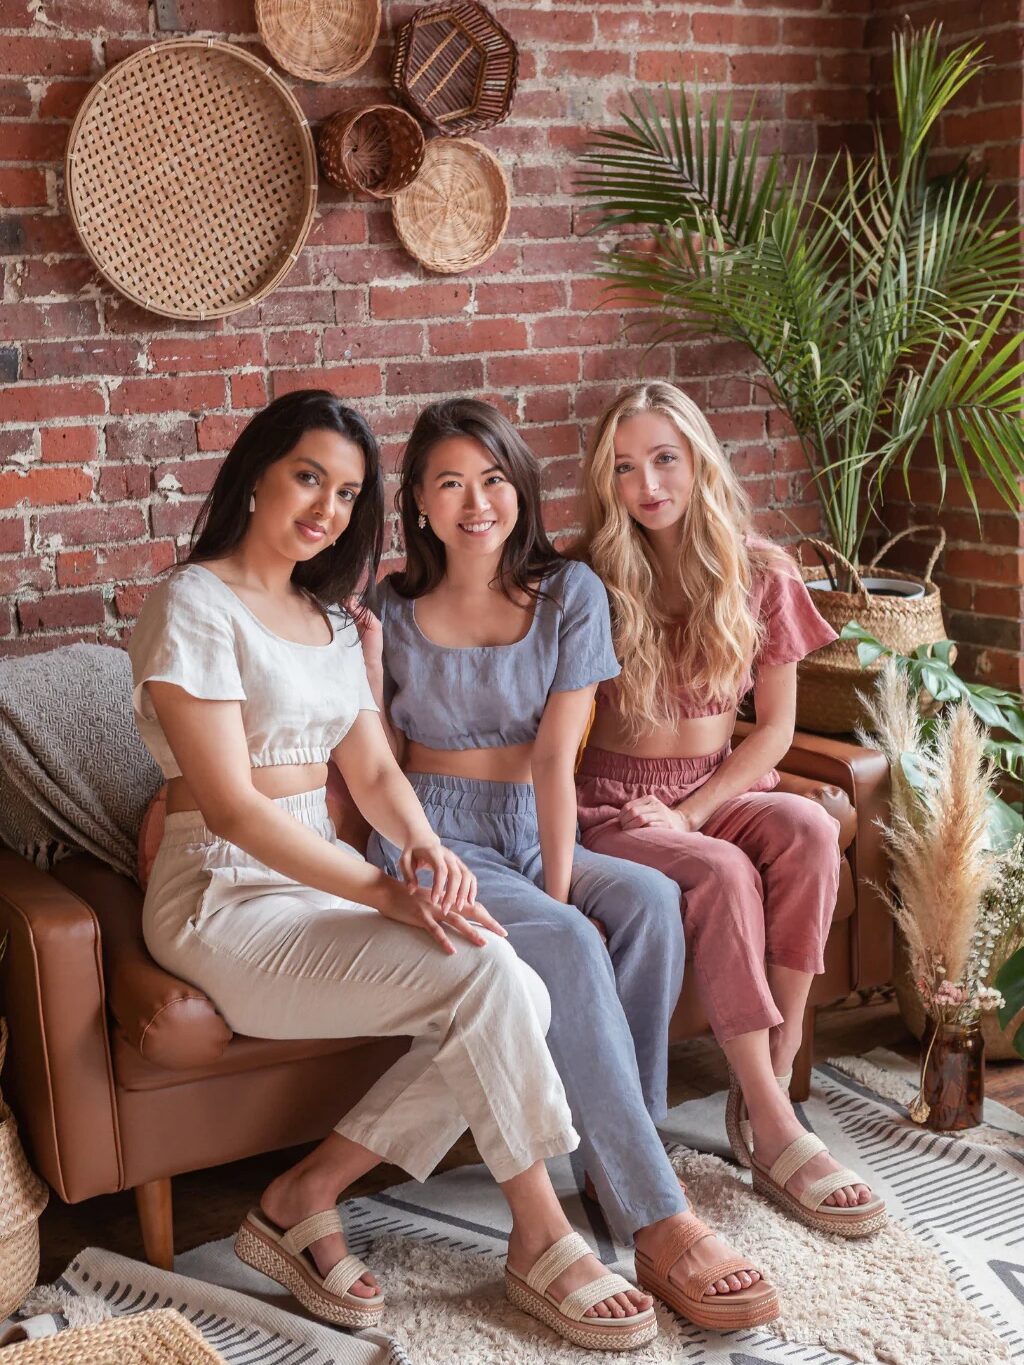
xmin=775 ymin=771 xmax=856 ymax=851
xmin=113 ymin=1028 xmax=370 ymax=1092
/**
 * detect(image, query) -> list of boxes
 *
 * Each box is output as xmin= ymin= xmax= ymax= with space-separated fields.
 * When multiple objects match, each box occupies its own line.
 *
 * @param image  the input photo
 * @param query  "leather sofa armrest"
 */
xmin=0 ymin=851 xmax=122 ymax=1203
xmin=735 ymin=722 xmax=893 ymax=990
xmin=774 ymin=770 xmax=856 ymax=851
xmin=51 ymin=857 xmax=233 ymax=1072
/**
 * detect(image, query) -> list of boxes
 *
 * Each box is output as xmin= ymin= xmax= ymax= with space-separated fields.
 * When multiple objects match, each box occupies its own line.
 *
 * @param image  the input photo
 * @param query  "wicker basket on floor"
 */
xmin=318 ymin=103 xmax=425 ymax=198
xmin=391 ymin=1 xmax=518 ymax=137
xmin=256 ymin=0 xmax=381 ymax=82
xmin=0 ymin=1021 xmax=49 ymax=1319
xmin=392 ymin=136 xmax=509 ymax=273
xmin=0 ymin=1309 xmax=225 ymax=1363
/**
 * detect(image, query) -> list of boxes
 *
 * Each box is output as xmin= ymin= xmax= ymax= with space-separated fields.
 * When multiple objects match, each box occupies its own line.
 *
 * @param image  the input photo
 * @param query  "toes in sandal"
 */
xmin=750 ymin=1131 xmax=888 ymax=1237
xmin=505 ymin=1232 xmax=657 ymax=1352
xmin=725 ymin=1067 xmax=793 ymax=1168
xmin=634 ymin=1212 xmax=779 ymax=1331
xmin=235 ymin=1207 xmax=385 ymax=1327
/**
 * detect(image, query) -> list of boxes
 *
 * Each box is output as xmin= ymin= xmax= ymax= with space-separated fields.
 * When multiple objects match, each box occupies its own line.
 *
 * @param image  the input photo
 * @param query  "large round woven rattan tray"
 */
xmin=65 ymin=41 xmax=317 ymax=320
xmin=391 ymin=137 xmax=509 ymax=274
xmin=256 ymin=0 xmax=381 ymax=83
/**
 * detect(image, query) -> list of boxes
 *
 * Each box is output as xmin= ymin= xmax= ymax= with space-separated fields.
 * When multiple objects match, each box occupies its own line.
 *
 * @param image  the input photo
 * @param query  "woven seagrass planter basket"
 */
xmin=795 ymin=529 xmax=949 ymax=735
xmin=318 ymin=103 xmax=425 ymax=198
xmin=0 ymin=1308 xmax=225 ymax=1363
xmin=0 ymin=1020 xmax=49 ymax=1319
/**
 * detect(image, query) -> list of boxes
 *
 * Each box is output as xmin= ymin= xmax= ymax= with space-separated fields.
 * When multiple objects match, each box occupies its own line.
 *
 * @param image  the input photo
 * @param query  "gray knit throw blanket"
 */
xmin=0 ymin=643 xmax=162 ymax=880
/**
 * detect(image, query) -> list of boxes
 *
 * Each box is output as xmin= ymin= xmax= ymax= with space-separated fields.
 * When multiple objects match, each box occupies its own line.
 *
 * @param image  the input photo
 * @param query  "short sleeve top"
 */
xmin=596 ymin=547 xmax=837 ymax=720
xmin=128 ymin=564 xmax=377 ymax=780
xmin=378 ymin=559 xmax=620 ymax=750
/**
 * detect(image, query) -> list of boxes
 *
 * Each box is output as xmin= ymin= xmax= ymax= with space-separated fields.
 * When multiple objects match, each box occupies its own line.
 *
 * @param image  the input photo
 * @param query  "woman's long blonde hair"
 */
xmin=578 ymin=381 xmax=790 ymax=740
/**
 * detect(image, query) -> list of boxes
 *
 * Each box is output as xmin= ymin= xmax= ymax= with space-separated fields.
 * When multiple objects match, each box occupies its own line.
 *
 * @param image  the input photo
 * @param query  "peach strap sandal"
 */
xmin=725 ymin=1066 xmax=792 ymax=1169
xmin=634 ymin=1211 xmax=779 ymax=1331
xmin=505 ymin=1232 xmax=658 ymax=1352
xmin=235 ymin=1208 xmax=385 ymax=1327
xmin=750 ymin=1131 xmax=888 ymax=1236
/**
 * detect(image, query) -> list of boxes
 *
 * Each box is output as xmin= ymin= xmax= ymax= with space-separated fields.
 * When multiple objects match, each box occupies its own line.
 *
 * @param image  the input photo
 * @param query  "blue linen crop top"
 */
xmin=377 ymin=559 xmax=621 ymax=751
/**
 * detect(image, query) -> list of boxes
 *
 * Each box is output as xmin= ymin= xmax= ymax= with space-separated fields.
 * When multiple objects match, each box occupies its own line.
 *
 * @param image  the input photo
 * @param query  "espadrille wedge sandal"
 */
xmin=235 ymin=1208 xmax=385 ymax=1327
xmin=634 ymin=1212 xmax=779 ymax=1331
xmin=505 ymin=1232 xmax=657 ymax=1351
xmin=750 ymin=1131 xmax=887 ymax=1237
xmin=725 ymin=1067 xmax=793 ymax=1168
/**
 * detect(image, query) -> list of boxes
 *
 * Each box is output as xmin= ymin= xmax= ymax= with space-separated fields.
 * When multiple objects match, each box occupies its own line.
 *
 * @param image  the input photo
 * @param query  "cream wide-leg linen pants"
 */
xmin=142 ymin=789 xmax=579 ymax=1183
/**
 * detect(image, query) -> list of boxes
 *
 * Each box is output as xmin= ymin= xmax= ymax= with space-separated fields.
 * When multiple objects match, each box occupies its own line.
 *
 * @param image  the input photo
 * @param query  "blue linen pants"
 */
xmin=368 ymin=772 xmax=688 ymax=1244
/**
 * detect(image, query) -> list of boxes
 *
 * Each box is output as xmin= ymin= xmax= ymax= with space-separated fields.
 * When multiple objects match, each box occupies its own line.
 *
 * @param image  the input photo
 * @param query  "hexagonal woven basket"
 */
xmin=66 ymin=40 xmax=317 ymax=320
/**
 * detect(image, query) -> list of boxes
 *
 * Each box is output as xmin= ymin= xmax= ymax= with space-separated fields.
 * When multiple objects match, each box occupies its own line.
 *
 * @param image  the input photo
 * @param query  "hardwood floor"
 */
xmin=34 ymin=995 xmax=1024 ymax=1283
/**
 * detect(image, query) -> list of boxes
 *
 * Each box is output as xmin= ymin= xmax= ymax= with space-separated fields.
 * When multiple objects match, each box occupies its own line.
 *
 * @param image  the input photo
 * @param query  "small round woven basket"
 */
xmin=391 ymin=0 xmax=518 ymax=137
xmin=795 ymin=528 xmax=949 ymax=735
xmin=392 ymin=137 xmax=509 ymax=274
xmin=65 ymin=40 xmax=317 ymax=320
xmin=256 ymin=0 xmax=381 ymax=82
xmin=0 ymin=1021 xmax=49 ymax=1320
xmin=318 ymin=103 xmax=425 ymax=199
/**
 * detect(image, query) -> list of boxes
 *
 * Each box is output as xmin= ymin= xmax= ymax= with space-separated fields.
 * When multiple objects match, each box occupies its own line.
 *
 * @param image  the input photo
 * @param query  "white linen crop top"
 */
xmin=128 ymin=564 xmax=377 ymax=780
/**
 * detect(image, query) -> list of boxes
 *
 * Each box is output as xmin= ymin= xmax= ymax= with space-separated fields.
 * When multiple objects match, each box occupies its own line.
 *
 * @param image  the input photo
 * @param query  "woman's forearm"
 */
xmin=533 ymin=759 xmax=577 ymax=903
xmin=676 ymin=722 xmax=791 ymax=827
xmin=348 ymin=763 xmax=436 ymax=851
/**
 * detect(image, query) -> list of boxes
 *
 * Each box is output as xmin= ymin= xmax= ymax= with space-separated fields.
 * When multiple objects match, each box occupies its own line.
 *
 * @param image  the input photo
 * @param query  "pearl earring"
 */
xmin=249 ymin=493 xmax=256 ymax=513
xmin=417 ymin=513 xmax=427 ymax=530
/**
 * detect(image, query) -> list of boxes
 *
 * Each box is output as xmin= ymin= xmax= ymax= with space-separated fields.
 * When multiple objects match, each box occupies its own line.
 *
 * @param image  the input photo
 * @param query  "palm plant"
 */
xmin=578 ymin=26 xmax=1024 ymax=578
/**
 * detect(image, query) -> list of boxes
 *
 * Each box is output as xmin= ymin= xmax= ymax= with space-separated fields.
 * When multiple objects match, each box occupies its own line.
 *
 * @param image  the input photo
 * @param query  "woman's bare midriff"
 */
xmin=166 ymin=762 xmax=329 ymax=814
xmin=586 ymin=706 xmax=736 ymax=760
xmin=405 ymin=739 xmax=534 ymax=785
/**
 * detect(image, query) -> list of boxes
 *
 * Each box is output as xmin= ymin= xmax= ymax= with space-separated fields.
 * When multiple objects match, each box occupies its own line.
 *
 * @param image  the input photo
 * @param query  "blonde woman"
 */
xmin=574 ymin=382 xmax=887 ymax=1243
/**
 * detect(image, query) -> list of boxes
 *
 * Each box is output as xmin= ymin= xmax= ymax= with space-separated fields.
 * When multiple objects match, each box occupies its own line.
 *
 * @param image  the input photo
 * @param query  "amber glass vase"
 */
xmin=920 ymin=1018 xmax=984 ymax=1131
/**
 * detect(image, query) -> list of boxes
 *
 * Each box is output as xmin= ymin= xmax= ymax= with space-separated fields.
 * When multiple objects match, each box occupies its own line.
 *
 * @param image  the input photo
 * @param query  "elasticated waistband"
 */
xmin=576 ymin=744 xmax=730 ymax=785
xmin=405 ymin=770 xmax=537 ymax=815
xmin=161 ymin=787 xmax=329 ymax=847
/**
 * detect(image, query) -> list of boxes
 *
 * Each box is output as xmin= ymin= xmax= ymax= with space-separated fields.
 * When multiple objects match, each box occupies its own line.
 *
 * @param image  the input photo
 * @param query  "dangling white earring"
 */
xmin=249 ymin=493 xmax=256 ymax=513
xmin=417 ymin=512 xmax=427 ymax=530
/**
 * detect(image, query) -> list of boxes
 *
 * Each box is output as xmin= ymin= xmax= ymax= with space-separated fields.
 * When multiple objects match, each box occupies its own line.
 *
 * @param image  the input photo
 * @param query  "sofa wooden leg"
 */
xmin=791 ymin=1004 xmax=816 ymax=1102
xmin=135 ymin=1178 xmax=174 ymax=1270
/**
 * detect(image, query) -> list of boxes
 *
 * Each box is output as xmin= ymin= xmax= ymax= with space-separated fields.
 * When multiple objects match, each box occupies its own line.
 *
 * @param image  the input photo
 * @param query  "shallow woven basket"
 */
xmin=0 ymin=1309 xmax=225 ymax=1363
xmin=65 ymin=40 xmax=317 ymax=321
xmin=392 ymin=137 xmax=509 ymax=274
xmin=256 ymin=0 xmax=380 ymax=82
xmin=391 ymin=1 xmax=518 ymax=137
xmin=796 ymin=528 xmax=948 ymax=735
xmin=0 ymin=1021 xmax=49 ymax=1319
xmin=318 ymin=103 xmax=425 ymax=198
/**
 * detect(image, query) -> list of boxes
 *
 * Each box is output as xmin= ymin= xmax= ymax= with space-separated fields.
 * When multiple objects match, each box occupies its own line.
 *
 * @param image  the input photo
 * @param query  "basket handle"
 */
xmin=867 ymin=525 xmax=946 ymax=584
xmin=795 ymin=537 xmax=869 ymax=602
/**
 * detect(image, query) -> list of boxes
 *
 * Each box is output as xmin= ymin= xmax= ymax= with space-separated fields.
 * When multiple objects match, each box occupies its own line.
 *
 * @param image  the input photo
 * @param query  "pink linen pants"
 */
xmin=576 ymin=745 xmax=841 ymax=1042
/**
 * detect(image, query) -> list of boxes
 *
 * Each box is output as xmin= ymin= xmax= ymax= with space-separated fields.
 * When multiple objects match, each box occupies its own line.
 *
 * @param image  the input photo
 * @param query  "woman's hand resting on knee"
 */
xmin=378 ymin=849 xmax=506 ymax=954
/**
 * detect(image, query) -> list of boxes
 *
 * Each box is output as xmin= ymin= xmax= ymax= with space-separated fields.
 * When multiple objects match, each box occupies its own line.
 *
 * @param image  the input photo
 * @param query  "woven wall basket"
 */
xmin=795 ymin=528 xmax=949 ymax=735
xmin=256 ymin=0 xmax=380 ymax=83
xmin=0 ymin=1021 xmax=49 ymax=1320
xmin=65 ymin=40 xmax=317 ymax=321
xmin=391 ymin=1 xmax=518 ymax=137
xmin=392 ymin=137 xmax=509 ymax=274
xmin=318 ymin=103 xmax=425 ymax=198
xmin=0 ymin=1309 xmax=225 ymax=1363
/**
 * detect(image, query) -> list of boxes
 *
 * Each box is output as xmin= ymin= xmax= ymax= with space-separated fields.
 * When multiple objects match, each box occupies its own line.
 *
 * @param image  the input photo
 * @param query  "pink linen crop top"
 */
xmin=595 ymin=551 xmax=837 ymax=721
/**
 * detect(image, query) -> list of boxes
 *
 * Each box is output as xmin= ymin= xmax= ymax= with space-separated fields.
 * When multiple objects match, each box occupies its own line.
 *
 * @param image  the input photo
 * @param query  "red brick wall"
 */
xmin=12 ymin=0 xmax=1013 ymax=666
xmin=866 ymin=0 xmax=1024 ymax=688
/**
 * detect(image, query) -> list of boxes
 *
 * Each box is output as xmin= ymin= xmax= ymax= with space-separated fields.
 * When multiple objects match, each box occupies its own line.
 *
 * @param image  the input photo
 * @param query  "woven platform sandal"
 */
xmin=725 ymin=1067 xmax=793 ymax=1168
xmin=634 ymin=1210 xmax=779 ymax=1331
xmin=505 ymin=1232 xmax=658 ymax=1351
xmin=235 ymin=1208 xmax=385 ymax=1327
xmin=750 ymin=1132 xmax=887 ymax=1237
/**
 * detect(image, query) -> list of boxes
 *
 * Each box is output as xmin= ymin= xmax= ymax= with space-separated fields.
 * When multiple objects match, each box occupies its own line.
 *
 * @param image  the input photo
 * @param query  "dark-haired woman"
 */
xmin=368 ymin=398 xmax=778 ymax=1333
xmin=129 ymin=391 xmax=657 ymax=1352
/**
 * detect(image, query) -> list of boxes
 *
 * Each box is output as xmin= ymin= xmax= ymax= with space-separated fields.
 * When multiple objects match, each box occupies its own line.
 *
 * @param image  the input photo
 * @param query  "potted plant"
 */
xmin=578 ymin=25 xmax=1024 ymax=732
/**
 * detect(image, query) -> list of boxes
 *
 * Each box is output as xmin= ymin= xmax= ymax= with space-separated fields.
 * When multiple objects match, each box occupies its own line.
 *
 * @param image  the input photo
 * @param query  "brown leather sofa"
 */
xmin=0 ymin=724 xmax=889 ymax=1271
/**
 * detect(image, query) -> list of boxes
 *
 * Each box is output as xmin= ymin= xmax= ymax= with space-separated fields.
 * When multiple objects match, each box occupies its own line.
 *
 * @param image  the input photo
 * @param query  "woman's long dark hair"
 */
xmin=392 ymin=398 xmax=561 ymax=601
xmin=188 ymin=390 xmax=384 ymax=618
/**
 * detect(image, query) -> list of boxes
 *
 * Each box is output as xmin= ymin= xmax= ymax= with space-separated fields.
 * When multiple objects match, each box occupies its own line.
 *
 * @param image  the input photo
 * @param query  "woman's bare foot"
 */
xmin=634 ymin=1214 xmax=762 ymax=1298
xmin=506 ymin=1225 xmax=653 ymax=1320
xmin=749 ymin=1099 xmax=872 ymax=1208
xmin=260 ymin=1166 xmax=379 ymax=1298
